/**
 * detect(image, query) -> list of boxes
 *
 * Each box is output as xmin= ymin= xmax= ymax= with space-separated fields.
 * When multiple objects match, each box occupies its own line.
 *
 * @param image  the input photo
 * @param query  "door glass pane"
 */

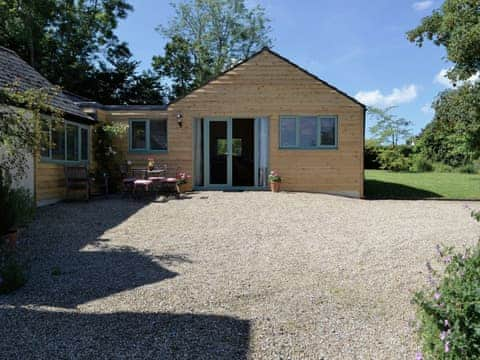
xmin=232 ymin=119 xmax=254 ymax=186
xmin=320 ymin=117 xmax=336 ymax=146
xmin=131 ymin=121 xmax=146 ymax=149
xmin=209 ymin=121 xmax=227 ymax=184
xmin=66 ymin=124 xmax=79 ymax=161
xmin=52 ymin=123 xmax=65 ymax=160
xmin=150 ymin=120 xmax=167 ymax=150
xmin=299 ymin=116 xmax=317 ymax=147
xmin=81 ymin=128 xmax=88 ymax=161
xmin=280 ymin=118 xmax=296 ymax=147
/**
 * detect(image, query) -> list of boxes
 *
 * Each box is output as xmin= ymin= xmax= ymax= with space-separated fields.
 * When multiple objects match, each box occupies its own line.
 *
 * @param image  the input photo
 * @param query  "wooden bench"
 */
xmin=64 ymin=166 xmax=91 ymax=201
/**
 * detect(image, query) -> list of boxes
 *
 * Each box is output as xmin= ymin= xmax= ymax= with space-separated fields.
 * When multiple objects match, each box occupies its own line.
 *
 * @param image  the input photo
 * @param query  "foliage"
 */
xmin=154 ymin=0 xmax=272 ymax=99
xmin=413 ymin=214 xmax=480 ymax=359
xmin=0 ymin=249 xmax=27 ymax=294
xmin=410 ymin=154 xmax=434 ymax=173
xmin=176 ymin=172 xmax=191 ymax=185
xmin=0 ymin=85 xmax=63 ymax=181
xmin=368 ymin=106 xmax=413 ymax=147
xmin=0 ymin=0 xmax=164 ymax=104
xmin=416 ymin=83 xmax=480 ymax=167
xmin=268 ymin=170 xmax=281 ymax=183
xmin=365 ymin=170 xmax=480 ymax=200
xmin=407 ymin=0 xmax=480 ymax=82
xmin=377 ymin=147 xmax=412 ymax=171
xmin=92 ymin=122 xmax=127 ymax=192
xmin=364 ymin=139 xmax=383 ymax=169
xmin=0 ymin=176 xmax=15 ymax=236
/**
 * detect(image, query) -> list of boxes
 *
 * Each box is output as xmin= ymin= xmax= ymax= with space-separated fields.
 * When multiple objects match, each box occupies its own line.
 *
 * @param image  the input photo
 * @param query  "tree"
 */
xmin=407 ymin=0 xmax=480 ymax=82
xmin=416 ymin=82 xmax=480 ymax=166
xmin=153 ymin=0 xmax=272 ymax=98
xmin=368 ymin=106 xmax=413 ymax=147
xmin=0 ymin=0 xmax=165 ymax=104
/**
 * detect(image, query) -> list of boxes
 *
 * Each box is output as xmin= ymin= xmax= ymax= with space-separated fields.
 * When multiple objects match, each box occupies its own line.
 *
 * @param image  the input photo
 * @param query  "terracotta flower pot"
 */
xmin=270 ymin=182 xmax=280 ymax=193
xmin=6 ymin=228 xmax=17 ymax=250
xmin=176 ymin=183 xmax=188 ymax=194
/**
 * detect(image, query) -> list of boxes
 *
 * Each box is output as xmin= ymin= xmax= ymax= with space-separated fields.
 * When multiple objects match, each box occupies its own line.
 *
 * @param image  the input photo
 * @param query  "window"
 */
xmin=41 ymin=119 xmax=89 ymax=163
xmin=129 ymin=119 xmax=168 ymax=152
xmin=279 ymin=116 xmax=337 ymax=149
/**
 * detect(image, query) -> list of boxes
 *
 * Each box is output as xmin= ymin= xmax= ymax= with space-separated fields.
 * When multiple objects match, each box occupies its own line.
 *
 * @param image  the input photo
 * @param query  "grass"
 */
xmin=365 ymin=170 xmax=480 ymax=200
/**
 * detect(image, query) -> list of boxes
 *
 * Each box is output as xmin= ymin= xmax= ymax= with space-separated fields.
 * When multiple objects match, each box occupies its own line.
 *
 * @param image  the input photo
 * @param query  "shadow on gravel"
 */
xmin=0 ymin=308 xmax=251 ymax=359
xmin=0 ymin=199 xmax=190 ymax=308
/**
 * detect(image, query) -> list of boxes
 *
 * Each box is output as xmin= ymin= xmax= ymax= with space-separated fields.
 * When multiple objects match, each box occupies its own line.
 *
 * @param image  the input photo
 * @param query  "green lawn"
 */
xmin=365 ymin=170 xmax=480 ymax=200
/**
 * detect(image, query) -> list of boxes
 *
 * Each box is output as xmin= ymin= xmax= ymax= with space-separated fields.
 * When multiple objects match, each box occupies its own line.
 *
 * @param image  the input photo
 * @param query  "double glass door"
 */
xmin=203 ymin=118 xmax=255 ymax=187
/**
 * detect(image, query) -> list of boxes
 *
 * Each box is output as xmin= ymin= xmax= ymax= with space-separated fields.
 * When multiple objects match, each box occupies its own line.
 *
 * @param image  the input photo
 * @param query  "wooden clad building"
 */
xmin=83 ymin=48 xmax=365 ymax=197
xmin=0 ymin=46 xmax=96 ymax=206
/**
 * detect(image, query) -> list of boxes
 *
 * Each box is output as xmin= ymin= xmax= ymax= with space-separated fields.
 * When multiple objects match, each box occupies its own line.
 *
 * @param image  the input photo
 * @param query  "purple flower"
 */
xmin=415 ymin=352 xmax=423 ymax=360
xmin=444 ymin=256 xmax=452 ymax=264
xmin=440 ymin=331 xmax=447 ymax=341
xmin=445 ymin=341 xmax=450 ymax=353
xmin=434 ymin=292 xmax=441 ymax=301
xmin=436 ymin=244 xmax=444 ymax=257
xmin=444 ymin=319 xmax=449 ymax=328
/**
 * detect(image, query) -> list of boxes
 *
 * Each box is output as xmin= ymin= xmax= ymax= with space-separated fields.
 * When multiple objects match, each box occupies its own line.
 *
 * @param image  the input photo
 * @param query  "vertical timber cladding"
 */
xmin=168 ymin=49 xmax=365 ymax=197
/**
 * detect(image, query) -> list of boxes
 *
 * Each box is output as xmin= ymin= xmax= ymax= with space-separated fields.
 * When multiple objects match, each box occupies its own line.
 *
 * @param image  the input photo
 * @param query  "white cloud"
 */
xmin=355 ymin=85 xmax=419 ymax=107
xmin=421 ymin=103 xmax=434 ymax=115
xmin=434 ymin=68 xmax=480 ymax=88
xmin=413 ymin=1 xmax=434 ymax=11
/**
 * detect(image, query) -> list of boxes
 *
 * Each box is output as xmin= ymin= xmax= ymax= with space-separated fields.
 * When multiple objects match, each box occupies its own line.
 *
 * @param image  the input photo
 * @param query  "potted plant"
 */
xmin=268 ymin=170 xmax=282 ymax=192
xmin=147 ymin=158 xmax=155 ymax=171
xmin=176 ymin=171 xmax=191 ymax=194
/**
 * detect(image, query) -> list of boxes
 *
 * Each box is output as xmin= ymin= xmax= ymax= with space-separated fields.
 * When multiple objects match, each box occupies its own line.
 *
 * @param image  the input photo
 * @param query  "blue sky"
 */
xmin=116 ymin=0 xmax=456 ymax=137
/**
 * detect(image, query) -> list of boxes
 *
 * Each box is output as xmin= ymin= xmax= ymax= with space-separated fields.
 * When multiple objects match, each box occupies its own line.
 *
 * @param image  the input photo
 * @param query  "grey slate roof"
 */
xmin=0 ymin=46 xmax=94 ymax=123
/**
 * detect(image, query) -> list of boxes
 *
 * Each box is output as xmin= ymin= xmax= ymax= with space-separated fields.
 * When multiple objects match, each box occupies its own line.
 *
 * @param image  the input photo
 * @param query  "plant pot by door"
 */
xmin=176 ymin=183 xmax=188 ymax=194
xmin=6 ymin=228 xmax=17 ymax=249
xmin=270 ymin=182 xmax=280 ymax=193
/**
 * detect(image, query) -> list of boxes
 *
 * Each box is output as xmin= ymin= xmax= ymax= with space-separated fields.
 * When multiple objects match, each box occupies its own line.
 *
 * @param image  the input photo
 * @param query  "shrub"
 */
xmin=378 ymin=147 xmax=411 ymax=171
xmin=9 ymin=187 xmax=35 ymax=227
xmin=433 ymin=162 xmax=455 ymax=173
xmin=0 ymin=256 xmax=26 ymax=294
xmin=364 ymin=140 xmax=382 ymax=169
xmin=413 ymin=211 xmax=480 ymax=359
xmin=410 ymin=155 xmax=434 ymax=173
xmin=457 ymin=163 xmax=477 ymax=174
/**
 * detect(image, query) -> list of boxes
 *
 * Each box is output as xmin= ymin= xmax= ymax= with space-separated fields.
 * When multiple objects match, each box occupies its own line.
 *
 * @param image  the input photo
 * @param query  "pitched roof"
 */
xmin=0 ymin=46 xmax=94 ymax=123
xmin=169 ymin=47 xmax=366 ymax=109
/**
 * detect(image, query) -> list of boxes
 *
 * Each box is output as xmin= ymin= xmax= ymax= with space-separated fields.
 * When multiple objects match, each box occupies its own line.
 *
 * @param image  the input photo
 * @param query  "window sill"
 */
xmin=40 ymin=158 xmax=89 ymax=165
xmin=128 ymin=149 xmax=168 ymax=154
xmin=278 ymin=146 xmax=338 ymax=150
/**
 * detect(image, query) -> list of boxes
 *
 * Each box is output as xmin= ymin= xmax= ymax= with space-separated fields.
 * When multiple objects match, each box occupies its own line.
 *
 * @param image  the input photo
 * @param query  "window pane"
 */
xmin=81 ymin=128 xmax=88 ymax=161
xmin=232 ymin=138 xmax=242 ymax=157
xmin=299 ymin=117 xmax=317 ymax=147
xmin=280 ymin=118 xmax=296 ymax=147
xmin=216 ymin=139 xmax=227 ymax=155
xmin=150 ymin=120 xmax=167 ymax=150
xmin=52 ymin=124 xmax=65 ymax=160
xmin=40 ymin=118 xmax=50 ymax=158
xmin=320 ymin=117 xmax=336 ymax=146
xmin=131 ymin=121 xmax=146 ymax=149
xmin=66 ymin=124 xmax=79 ymax=161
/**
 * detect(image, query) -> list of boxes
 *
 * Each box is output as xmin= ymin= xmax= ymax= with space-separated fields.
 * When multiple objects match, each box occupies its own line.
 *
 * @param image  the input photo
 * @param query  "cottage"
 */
xmin=0 ymin=47 xmax=95 ymax=206
xmin=79 ymin=48 xmax=365 ymax=197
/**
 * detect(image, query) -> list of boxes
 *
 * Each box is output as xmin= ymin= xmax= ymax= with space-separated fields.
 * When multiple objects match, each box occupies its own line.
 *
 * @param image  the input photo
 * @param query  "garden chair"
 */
xmin=64 ymin=166 xmax=91 ymax=201
xmin=132 ymin=168 xmax=152 ymax=199
xmin=120 ymin=164 xmax=135 ymax=197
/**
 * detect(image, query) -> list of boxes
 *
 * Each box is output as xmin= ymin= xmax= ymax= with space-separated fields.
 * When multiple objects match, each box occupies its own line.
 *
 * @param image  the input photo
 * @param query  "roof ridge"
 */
xmin=168 ymin=47 xmax=365 ymax=108
xmin=0 ymin=46 xmax=19 ymax=56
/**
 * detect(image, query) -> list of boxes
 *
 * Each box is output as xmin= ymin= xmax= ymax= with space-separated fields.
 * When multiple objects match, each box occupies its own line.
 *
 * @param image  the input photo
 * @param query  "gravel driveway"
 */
xmin=1 ymin=192 xmax=478 ymax=359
